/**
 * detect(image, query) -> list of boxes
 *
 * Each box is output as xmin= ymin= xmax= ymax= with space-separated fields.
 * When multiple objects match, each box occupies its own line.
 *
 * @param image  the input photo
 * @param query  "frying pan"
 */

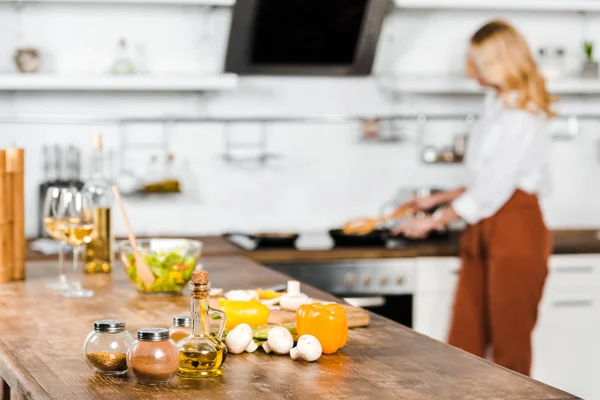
xmin=224 ymin=232 xmax=299 ymax=249
xmin=328 ymin=228 xmax=388 ymax=247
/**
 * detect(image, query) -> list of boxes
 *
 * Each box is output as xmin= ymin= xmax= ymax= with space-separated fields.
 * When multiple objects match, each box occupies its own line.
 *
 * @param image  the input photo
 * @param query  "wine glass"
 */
xmin=42 ymin=187 xmax=69 ymax=290
xmin=59 ymin=188 xmax=95 ymax=298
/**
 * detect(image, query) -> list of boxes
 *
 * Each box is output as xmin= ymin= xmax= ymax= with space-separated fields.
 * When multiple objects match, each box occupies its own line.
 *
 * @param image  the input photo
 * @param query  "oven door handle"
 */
xmin=343 ymin=297 xmax=386 ymax=308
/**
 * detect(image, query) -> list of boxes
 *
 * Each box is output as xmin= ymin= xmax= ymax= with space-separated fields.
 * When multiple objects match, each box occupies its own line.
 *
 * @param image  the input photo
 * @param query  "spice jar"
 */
xmin=83 ymin=320 xmax=134 ymax=376
xmin=170 ymin=316 xmax=191 ymax=343
xmin=127 ymin=328 xmax=179 ymax=385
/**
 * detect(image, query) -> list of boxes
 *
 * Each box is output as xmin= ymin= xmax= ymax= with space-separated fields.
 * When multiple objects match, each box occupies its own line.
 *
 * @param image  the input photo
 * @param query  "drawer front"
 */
xmin=416 ymin=257 xmax=461 ymax=293
xmin=547 ymin=255 xmax=600 ymax=290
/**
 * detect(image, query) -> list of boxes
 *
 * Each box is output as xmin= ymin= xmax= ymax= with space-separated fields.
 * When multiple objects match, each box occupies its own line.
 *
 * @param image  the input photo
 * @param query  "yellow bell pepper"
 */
xmin=218 ymin=299 xmax=270 ymax=330
xmin=296 ymin=303 xmax=348 ymax=354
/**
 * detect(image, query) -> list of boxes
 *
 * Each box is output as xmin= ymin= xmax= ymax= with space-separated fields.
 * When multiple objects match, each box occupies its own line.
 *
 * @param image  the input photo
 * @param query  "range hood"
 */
xmin=225 ymin=0 xmax=389 ymax=76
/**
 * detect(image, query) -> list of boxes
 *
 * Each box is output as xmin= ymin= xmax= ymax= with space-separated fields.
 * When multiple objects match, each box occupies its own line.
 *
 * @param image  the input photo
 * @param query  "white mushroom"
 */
xmin=261 ymin=326 xmax=294 ymax=355
xmin=245 ymin=340 xmax=259 ymax=353
xmin=279 ymin=281 xmax=309 ymax=311
xmin=290 ymin=335 xmax=322 ymax=362
xmin=224 ymin=323 xmax=254 ymax=354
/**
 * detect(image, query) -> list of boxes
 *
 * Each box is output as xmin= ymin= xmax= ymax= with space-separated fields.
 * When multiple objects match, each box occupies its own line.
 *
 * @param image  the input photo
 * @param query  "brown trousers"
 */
xmin=447 ymin=190 xmax=551 ymax=376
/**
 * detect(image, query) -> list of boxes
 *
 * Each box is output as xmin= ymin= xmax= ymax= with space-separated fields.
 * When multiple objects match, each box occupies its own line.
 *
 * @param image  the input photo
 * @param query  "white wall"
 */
xmin=1 ymin=4 xmax=600 ymax=236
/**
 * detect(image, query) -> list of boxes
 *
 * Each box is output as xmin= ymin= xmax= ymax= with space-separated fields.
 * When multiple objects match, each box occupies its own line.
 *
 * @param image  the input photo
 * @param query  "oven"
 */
xmin=265 ymin=258 xmax=415 ymax=327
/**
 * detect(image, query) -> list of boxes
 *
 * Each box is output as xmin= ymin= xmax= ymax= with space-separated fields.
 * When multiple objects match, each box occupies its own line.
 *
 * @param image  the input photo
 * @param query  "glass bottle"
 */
xmin=127 ymin=328 xmax=179 ymax=385
xmin=82 ymin=133 xmax=114 ymax=274
xmin=111 ymin=38 xmax=135 ymax=75
xmin=83 ymin=320 xmax=134 ymax=376
xmin=177 ymin=270 xmax=227 ymax=378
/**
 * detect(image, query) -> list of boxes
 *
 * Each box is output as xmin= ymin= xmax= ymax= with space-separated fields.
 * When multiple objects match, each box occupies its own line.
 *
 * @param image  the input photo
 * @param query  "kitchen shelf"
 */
xmin=0 ymin=73 xmax=239 ymax=91
xmin=394 ymin=0 xmax=600 ymax=12
xmin=380 ymin=76 xmax=600 ymax=95
xmin=0 ymin=0 xmax=234 ymax=5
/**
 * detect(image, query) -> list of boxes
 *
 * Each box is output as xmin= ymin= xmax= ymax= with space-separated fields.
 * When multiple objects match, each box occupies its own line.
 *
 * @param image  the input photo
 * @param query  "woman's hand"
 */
xmin=397 ymin=188 xmax=466 ymax=215
xmin=398 ymin=195 xmax=441 ymax=214
xmin=393 ymin=216 xmax=442 ymax=239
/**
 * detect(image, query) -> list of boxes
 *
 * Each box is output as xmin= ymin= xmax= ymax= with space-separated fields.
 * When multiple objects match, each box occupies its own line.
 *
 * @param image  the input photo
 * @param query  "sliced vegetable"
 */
xmin=124 ymin=251 xmax=197 ymax=293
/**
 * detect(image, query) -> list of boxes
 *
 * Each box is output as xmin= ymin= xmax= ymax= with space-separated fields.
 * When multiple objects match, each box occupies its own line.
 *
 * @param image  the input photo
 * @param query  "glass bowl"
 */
xmin=118 ymin=238 xmax=202 ymax=295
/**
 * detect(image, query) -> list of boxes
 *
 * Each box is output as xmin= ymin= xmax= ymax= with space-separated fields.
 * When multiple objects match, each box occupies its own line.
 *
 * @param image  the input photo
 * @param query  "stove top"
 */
xmin=224 ymin=231 xmax=443 ymax=251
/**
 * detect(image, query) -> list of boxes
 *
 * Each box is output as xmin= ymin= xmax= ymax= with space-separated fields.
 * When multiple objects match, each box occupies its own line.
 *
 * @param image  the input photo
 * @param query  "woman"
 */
xmin=395 ymin=20 xmax=554 ymax=377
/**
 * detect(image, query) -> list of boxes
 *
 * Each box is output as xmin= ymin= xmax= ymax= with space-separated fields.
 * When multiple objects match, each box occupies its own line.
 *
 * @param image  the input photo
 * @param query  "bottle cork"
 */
xmin=0 ymin=150 xmax=10 ymax=283
xmin=6 ymin=148 xmax=25 ymax=281
xmin=191 ymin=270 xmax=209 ymax=285
xmin=93 ymin=133 xmax=103 ymax=149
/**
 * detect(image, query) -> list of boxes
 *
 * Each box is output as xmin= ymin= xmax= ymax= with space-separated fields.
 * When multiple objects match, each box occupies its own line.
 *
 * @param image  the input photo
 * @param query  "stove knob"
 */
xmin=345 ymin=273 xmax=357 ymax=288
xmin=380 ymin=276 xmax=389 ymax=286
xmin=396 ymin=275 xmax=404 ymax=285
xmin=363 ymin=276 xmax=372 ymax=287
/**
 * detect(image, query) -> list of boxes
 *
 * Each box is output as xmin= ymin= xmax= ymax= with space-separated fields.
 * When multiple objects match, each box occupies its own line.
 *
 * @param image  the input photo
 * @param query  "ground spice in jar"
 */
xmin=86 ymin=351 xmax=127 ymax=372
xmin=127 ymin=328 xmax=179 ymax=385
xmin=170 ymin=315 xmax=191 ymax=343
xmin=129 ymin=355 xmax=180 ymax=382
xmin=170 ymin=329 xmax=190 ymax=343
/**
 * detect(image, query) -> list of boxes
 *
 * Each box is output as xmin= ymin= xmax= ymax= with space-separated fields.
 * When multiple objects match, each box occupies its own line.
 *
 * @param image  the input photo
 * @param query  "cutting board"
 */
xmin=209 ymin=298 xmax=370 ymax=328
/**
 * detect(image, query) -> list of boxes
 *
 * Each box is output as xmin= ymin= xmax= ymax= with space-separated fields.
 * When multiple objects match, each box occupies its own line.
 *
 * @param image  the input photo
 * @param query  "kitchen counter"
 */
xmin=26 ymin=230 xmax=600 ymax=263
xmin=0 ymin=257 xmax=579 ymax=400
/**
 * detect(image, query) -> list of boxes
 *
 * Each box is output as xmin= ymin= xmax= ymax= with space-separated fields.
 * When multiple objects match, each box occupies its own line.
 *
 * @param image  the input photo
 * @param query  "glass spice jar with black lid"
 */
xmin=127 ymin=328 xmax=179 ymax=385
xmin=83 ymin=319 xmax=134 ymax=376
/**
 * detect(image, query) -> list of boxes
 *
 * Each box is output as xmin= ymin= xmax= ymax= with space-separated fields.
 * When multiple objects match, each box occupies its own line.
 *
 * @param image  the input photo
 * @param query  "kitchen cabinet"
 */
xmin=413 ymin=254 xmax=600 ymax=399
xmin=531 ymin=254 xmax=600 ymax=400
xmin=395 ymin=0 xmax=600 ymax=12
xmin=413 ymin=257 xmax=460 ymax=341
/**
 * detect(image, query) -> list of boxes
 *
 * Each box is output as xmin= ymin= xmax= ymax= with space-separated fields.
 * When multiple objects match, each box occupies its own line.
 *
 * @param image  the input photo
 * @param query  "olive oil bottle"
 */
xmin=177 ymin=270 xmax=227 ymax=378
xmin=82 ymin=133 xmax=114 ymax=273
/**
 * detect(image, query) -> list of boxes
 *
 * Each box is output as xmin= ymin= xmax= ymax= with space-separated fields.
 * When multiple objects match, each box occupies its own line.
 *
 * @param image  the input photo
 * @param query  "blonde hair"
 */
xmin=468 ymin=20 xmax=556 ymax=118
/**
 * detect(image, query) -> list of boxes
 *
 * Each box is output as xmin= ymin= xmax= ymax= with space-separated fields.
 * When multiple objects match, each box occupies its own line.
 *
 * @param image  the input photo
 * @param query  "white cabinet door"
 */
xmin=532 ymin=288 xmax=600 ymax=399
xmin=413 ymin=257 xmax=460 ymax=341
xmin=413 ymin=291 xmax=456 ymax=341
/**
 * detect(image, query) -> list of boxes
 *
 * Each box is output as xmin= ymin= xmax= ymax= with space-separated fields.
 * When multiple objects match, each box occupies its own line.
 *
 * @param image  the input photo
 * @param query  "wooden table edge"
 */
xmin=0 ymin=339 xmax=50 ymax=400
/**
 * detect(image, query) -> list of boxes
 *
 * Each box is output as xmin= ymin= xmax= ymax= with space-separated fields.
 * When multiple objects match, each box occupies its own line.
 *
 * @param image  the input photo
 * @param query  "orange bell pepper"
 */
xmin=296 ymin=303 xmax=348 ymax=354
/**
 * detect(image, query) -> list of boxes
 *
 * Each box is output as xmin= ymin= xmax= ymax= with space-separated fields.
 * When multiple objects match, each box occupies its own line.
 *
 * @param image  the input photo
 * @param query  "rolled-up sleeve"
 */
xmin=452 ymin=114 xmax=535 ymax=224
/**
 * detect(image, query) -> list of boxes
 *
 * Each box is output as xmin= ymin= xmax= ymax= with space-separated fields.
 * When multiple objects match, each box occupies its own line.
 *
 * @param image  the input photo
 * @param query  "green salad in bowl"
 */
xmin=119 ymin=239 xmax=202 ymax=295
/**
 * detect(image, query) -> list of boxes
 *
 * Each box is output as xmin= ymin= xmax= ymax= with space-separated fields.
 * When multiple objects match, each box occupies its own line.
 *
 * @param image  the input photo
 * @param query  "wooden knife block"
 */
xmin=0 ymin=148 xmax=25 ymax=283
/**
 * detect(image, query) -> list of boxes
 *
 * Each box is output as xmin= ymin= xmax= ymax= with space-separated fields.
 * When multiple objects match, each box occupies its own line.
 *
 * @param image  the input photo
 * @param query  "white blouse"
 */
xmin=452 ymin=90 xmax=552 ymax=224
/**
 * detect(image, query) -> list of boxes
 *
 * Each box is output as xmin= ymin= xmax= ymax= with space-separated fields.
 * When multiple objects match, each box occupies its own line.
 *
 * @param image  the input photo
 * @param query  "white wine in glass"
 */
xmin=64 ymin=223 xmax=94 ymax=246
xmin=43 ymin=188 xmax=69 ymax=290
xmin=59 ymin=189 xmax=95 ymax=298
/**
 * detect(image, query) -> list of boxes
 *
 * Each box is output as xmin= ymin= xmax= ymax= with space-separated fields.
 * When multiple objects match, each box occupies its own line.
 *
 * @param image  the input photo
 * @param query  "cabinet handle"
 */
xmin=552 ymin=299 xmax=593 ymax=308
xmin=553 ymin=266 xmax=593 ymax=274
xmin=344 ymin=297 xmax=386 ymax=308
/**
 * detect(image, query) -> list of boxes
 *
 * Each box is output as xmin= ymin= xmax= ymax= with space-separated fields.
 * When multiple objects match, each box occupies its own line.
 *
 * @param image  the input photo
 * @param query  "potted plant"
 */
xmin=582 ymin=41 xmax=599 ymax=78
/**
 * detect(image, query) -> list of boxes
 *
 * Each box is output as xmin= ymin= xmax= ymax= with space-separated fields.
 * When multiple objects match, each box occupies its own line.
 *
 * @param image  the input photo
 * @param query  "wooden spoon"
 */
xmin=112 ymin=185 xmax=155 ymax=288
xmin=343 ymin=207 xmax=412 ymax=236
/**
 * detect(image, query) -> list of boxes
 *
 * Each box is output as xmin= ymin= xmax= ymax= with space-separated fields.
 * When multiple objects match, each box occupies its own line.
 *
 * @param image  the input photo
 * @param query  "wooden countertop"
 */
xmin=26 ymin=230 xmax=600 ymax=264
xmin=0 ymin=258 xmax=579 ymax=400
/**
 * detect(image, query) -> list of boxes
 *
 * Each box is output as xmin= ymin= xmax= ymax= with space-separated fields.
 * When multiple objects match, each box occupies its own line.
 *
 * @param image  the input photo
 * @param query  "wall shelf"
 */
xmin=380 ymin=76 xmax=600 ymax=95
xmin=0 ymin=73 xmax=239 ymax=91
xmin=395 ymin=0 xmax=600 ymax=12
xmin=0 ymin=0 xmax=234 ymax=5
